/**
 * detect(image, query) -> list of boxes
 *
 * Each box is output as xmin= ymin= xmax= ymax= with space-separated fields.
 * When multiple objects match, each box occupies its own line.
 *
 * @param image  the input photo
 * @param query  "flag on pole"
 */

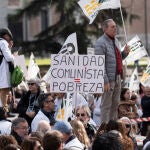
xmin=129 ymin=67 xmax=139 ymax=92
xmin=78 ymin=0 xmax=121 ymax=24
xmin=26 ymin=52 xmax=40 ymax=80
xmin=141 ymin=63 xmax=150 ymax=87
xmin=123 ymin=35 xmax=148 ymax=64
xmin=58 ymin=33 xmax=78 ymax=54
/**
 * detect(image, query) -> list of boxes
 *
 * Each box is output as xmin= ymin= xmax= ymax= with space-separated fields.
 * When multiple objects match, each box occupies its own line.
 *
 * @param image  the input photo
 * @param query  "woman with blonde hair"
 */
xmin=117 ymin=120 xmax=134 ymax=150
xmin=70 ymin=119 xmax=90 ymax=149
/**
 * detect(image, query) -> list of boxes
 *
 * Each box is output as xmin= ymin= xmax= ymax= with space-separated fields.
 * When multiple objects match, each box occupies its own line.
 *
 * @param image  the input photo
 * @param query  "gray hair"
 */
xmin=12 ymin=117 xmax=27 ymax=129
xmin=102 ymin=19 xmax=114 ymax=32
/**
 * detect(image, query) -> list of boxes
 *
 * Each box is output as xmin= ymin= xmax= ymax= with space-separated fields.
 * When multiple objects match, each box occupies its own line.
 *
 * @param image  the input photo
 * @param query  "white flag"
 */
xmin=58 ymin=33 xmax=78 ymax=54
xmin=129 ymin=67 xmax=139 ymax=92
xmin=141 ymin=62 xmax=150 ymax=87
xmin=26 ymin=52 xmax=40 ymax=80
xmin=56 ymin=93 xmax=73 ymax=122
xmin=78 ymin=0 xmax=121 ymax=24
xmin=42 ymin=67 xmax=51 ymax=84
xmin=123 ymin=35 xmax=148 ymax=64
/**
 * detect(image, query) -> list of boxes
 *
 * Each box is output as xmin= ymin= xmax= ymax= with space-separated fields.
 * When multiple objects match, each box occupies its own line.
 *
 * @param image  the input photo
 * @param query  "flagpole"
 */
xmin=119 ymin=6 xmax=128 ymax=43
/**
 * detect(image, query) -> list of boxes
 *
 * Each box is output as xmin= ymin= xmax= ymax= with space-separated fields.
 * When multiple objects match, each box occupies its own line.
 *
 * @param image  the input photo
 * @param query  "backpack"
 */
xmin=11 ymin=65 xmax=24 ymax=87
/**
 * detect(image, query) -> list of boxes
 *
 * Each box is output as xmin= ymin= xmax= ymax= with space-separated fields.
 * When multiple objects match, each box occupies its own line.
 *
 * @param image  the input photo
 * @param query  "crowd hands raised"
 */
xmin=0 ymin=77 xmax=150 ymax=150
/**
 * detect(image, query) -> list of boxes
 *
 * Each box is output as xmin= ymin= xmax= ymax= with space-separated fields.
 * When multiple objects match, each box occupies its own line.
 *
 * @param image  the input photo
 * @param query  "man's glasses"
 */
xmin=27 ymin=83 xmax=35 ymax=86
xmin=17 ymin=127 xmax=30 ymax=130
xmin=76 ymin=113 xmax=85 ymax=117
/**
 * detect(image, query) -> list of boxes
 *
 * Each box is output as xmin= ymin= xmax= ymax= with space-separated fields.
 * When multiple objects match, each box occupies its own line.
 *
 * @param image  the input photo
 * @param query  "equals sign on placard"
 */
xmin=74 ymin=78 xmax=80 ymax=82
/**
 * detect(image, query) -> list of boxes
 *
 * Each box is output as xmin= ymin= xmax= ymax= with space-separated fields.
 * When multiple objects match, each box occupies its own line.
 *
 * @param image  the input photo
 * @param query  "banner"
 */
xmin=58 ymin=33 xmax=78 ymax=54
xmin=123 ymin=35 xmax=148 ymax=64
xmin=26 ymin=52 xmax=40 ymax=80
xmin=50 ymin=54 xmax=104 ymax=93
xmin=129 ymin=67 xmax=139 ymax=92
xmin=141 ymin=63 xmax=150 ymax=87
xmin=78 ymin=0 xmax=121 ymax=24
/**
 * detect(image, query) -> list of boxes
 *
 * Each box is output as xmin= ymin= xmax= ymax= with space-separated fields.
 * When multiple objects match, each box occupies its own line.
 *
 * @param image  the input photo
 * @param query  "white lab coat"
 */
xmin=0 ymin=120 xmax=12 ymax=135
xmin=0 ymin=38 xmax=14 ymax=88
xmin=93 ymin=96 xmax=102 ymax=127
xmin=31 ymin=110 xmax=49 ymax=132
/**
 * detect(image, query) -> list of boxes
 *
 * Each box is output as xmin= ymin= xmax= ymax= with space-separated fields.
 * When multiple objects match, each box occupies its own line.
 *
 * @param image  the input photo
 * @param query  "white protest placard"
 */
xmin=50 ymin=55 xmax=104 ymax=93
xmin=14 ymin=55 xmax=27 ymax=77
xmin=129 ymin=67 xmax=139 ymax=92
xmin=123 ymin=35 xmax=148 ymax=64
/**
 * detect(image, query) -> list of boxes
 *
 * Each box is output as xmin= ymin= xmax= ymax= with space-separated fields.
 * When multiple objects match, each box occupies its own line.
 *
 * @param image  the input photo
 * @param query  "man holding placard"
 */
xmin=95 ymin=19 xmax=130 ymax=124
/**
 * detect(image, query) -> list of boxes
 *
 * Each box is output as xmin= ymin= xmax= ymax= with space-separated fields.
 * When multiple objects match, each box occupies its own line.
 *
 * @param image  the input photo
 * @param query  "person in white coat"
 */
xmin=0 ymin=28 xmax=14 ymax=112
xmin=0 ymin=107 xmax=12 ymax=135
xmin=93 ymin=93 xmax=102 ymax=128
xmin=31 ymin=93 xmax=56 ymax=132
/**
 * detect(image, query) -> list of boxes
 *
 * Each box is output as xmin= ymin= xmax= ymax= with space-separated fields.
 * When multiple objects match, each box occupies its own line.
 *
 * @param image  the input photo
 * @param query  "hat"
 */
xmin=0 ymin=28 xmax=13 ymax=39
xmin=53 ymin=121 xmax=72 ymax=134
xmin=27 ymin=77 xmax=40 ymax=85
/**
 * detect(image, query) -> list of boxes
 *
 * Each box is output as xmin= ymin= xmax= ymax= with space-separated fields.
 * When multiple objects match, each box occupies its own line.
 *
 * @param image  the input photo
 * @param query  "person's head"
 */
xmin=27 ymin=77 xmax=40 ymax=93
xmin=36 ymin=120 xmax=51 ymax=136
xmin=70 ymin=119 xmax=90 ymax=148
xmin=4 ymin=144 xmax=21 ymax=150
xmin=21 ymin=137 xmax=43 ymax=150
xmin=92 ymin=132 xmax=123 ymax=150
xmin=11 ymin=117 xmax=29 ymax=139
xmin=43 ymin=130 xmax=63 ymax=150
xmin=102 ymin=19 xmax=117 ymax=38
xmin=145 ymin=86 xmax=150 ymax=97
xmin=0 ymin=107 xmax=7 ymax=120
xmin=53 ymin=121 xmax=72 ymax=142
xmin=106 ymin=120 xmax=119 ymax=132
xmin=0 ymin=135 xmax=18 ymax=150
xmin=76 ymin=105 xmax=91 ymax=124
xmin=29 ymin=132 xmax=43 ymax=144
xmin=119 ymin=117 xmax=133 ymax=136
xmin=38 ymin=93 xmax=55 ymax=112
xmin=0 ymin=28 xmax=13 ymax=42
xmin=120 ymin=88 xmax=130 ymax=101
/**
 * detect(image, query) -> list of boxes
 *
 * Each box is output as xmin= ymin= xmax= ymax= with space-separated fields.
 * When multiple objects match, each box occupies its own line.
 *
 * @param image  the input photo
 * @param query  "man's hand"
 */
xmin=123 ymin=44 xmax=130 ymax=55
xmin=104 ymin=83 xmax=110 ymax=92
xmin=26 ymin=111 xmax=35 ymax=118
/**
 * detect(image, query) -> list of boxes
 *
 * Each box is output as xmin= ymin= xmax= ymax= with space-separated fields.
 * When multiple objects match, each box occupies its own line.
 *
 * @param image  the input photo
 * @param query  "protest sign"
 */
xmin=50 ymin=54 xmax=104 ymax=93
xmin=129 ymin=67 xmax=139 ymax=91
xmin=123 ymin=35 xmax=148 ymax=64
xmin=14 ymin=55 xmax=27 ymax=77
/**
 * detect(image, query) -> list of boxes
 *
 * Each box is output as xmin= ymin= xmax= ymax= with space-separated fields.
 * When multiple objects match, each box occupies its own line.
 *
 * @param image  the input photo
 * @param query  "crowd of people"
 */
xmin=0 ymin=77 xmax=149 ymax=150
xmin=0 ymin=19 xmax=150 ymax=150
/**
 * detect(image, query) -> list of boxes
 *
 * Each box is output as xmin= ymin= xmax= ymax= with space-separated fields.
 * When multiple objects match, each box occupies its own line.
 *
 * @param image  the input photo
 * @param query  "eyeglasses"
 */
xmin=45 ymin=99 xmax=55 ymax=104
xmin=17 ymin=127 xmax=30 ymax=130
xmin=76 ymin=113 xmax=85 ymax=117
xmin=27 ymin=83 xmax=35 ymax=86
xmin=125 ymin=124 xmax=131 ymax=128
